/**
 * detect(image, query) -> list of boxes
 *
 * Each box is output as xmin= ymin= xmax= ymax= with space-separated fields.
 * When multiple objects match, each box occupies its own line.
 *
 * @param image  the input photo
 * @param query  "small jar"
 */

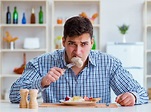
xmin=57 ymin=17 xmax=63 ymax=24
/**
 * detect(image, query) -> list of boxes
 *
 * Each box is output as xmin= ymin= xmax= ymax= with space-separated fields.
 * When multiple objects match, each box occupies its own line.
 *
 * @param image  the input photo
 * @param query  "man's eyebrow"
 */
xmin=81 ymin=41 xmax=89 ymax=44
xmin=81 ymin=41 xmax=89 ymax=43
xmin=68 ymin=41 xmax=75 ymax=43
xmin=67 ymin=40 xmax=89 ymax=43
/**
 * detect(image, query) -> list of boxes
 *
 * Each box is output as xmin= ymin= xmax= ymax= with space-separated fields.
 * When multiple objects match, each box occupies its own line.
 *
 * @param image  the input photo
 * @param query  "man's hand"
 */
xmin=115 ymin=92 xmax=136 ymax=106
xmin=41 ymin=67 xmax=65 ymax=88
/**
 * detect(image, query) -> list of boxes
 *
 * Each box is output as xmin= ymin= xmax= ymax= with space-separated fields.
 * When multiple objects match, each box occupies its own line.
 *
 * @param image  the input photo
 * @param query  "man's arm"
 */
xmin=110 ymin=58 xmax=149 ymax=105
xmin=9 ymin=60 xmax=43 ymax=103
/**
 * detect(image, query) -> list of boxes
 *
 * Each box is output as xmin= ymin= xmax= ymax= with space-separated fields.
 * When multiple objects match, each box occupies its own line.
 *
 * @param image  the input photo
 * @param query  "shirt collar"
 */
xmin=88 ymin=51 xmax=96 ymax=67
xmin=62 ymin=49 xmax=67 ymax=66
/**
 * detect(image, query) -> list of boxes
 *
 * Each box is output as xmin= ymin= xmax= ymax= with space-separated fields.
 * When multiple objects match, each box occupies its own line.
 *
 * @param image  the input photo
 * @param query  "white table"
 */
xmin=0 ymin=102 xmax=151 ymax=112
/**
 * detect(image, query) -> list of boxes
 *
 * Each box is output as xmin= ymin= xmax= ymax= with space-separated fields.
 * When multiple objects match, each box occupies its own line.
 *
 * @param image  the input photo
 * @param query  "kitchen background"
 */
xmin=1 ymin=0 xmax=151 ymax=102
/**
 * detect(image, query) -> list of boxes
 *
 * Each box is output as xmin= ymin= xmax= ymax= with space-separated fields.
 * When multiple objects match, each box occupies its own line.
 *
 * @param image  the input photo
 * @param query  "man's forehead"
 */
xmin=67 ymin=38 xmax=90 ymax=42
xmin=66 ymin=36 xmax=91 ymax=42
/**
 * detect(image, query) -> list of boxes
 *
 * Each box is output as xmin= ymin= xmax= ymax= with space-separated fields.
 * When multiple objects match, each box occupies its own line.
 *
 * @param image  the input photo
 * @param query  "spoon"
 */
xmin=65 ymin=63 xmax=75 ymax=69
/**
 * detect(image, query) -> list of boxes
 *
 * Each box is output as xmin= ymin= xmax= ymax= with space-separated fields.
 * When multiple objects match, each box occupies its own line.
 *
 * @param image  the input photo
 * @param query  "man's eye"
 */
xmin=82 ymin=43 xmax=88 ymax=46
xmin=68 ymin=42 xmax=74 ymax=45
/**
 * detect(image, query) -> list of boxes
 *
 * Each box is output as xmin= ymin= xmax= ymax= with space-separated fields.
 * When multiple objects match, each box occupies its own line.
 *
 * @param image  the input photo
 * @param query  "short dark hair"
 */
xmin=63 ymin=16 xmax=93 ymax=39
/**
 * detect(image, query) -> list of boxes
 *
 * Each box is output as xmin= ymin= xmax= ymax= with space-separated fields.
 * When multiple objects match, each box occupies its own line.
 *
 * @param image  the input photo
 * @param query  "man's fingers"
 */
xmin=52 ymin=67 xmax=65 ymax=75
xmin=118 ymin=96 xmax=129 ymax=106
xmin=41 ymin=67 xmax=65 ymax=87
xmin=115 ymin=92 xmax=136 ymax=106
xmin=51 ymin=73 xmax=59 ymax=81
xmin=50 ymin=68 xmax=63 ymax=77
xmin=47 ymin=67 xmax=65 ymax=82
xmin=115 ymin=94 xmax=122 ymax=102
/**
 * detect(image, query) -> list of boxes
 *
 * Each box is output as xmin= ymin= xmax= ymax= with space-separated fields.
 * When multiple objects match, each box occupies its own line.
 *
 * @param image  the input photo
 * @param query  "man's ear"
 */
xmin=91 ymin=38 xmax=94 ymax=46
xmin=62 ymin=37 xmax=65 ymax=47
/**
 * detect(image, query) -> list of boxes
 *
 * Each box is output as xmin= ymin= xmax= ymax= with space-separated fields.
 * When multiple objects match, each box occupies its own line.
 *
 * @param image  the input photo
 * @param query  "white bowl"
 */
xmin=23 ymin=37 xmax=40 ymax=49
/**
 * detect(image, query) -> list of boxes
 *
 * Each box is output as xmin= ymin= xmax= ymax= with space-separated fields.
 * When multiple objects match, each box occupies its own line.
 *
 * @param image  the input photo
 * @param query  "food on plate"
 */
xmin=84 ymin=96 xmax=101 ymax=102
xmin=65 ymin=96 xmax=71 ymax=101
xmin=72 ymin=96 xmax=84 ymax=102
xmin=64 ymin=96 xmax=84 ymax=102
xmin=71 ymin=57 xmax=83 ymax=68
xmin=64 ymin=96 xmax=101 ymax=102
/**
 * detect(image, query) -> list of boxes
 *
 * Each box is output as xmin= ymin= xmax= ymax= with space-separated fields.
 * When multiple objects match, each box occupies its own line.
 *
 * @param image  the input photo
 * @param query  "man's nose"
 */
xmin=74 ymin=45 xmax=82 ymax=55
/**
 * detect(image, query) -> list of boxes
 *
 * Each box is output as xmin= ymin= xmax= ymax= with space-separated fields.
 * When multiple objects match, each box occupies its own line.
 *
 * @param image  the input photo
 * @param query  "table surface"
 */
xmin=0 ymin=102 xmax=151 ymax=112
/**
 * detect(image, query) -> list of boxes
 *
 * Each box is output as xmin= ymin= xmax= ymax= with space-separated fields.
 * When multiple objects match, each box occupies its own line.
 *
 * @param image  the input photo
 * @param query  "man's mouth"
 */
xmin=71 ymin=57 xmax=83 ymax=68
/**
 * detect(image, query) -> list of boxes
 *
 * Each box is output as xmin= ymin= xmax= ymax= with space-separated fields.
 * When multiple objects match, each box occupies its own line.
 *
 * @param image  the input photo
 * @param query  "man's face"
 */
xmin=62 ymin=33 xmax=94 ymax=63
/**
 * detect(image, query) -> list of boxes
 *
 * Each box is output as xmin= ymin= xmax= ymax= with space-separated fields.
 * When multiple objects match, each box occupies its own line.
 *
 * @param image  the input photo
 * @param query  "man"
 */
xmin=10 ymin=16 xmax=149 ymax=106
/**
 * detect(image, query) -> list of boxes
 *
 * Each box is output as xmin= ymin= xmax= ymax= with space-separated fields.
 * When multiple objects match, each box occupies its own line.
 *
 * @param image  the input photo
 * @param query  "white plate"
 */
xmin=59 ymin=100 xmax=97 ymax=106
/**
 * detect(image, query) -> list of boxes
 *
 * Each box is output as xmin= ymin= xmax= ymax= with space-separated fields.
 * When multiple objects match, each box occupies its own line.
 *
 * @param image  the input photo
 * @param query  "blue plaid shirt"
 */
xmin=10 ymin=49 xmax=148 ymax=104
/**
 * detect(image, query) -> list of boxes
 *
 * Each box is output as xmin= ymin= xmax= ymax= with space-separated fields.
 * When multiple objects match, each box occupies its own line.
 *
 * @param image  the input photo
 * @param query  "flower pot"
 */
xmin=122 ymin=35 xmax=126 ymax=43
xmin=9 ymin=42 xmax=15 ymax=50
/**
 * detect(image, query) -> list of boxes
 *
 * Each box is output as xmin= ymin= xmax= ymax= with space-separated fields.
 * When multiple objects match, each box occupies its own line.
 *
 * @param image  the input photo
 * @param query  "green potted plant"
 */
xmin=118 ymin=24 xmax=129 ymax=43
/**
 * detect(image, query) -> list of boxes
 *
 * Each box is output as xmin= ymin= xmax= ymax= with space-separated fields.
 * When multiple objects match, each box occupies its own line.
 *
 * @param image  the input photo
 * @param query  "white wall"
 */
xmin=101 ymin=0 xmax=144 ymax=51
xmin=48 ymin=0 xmax=145 ymax=51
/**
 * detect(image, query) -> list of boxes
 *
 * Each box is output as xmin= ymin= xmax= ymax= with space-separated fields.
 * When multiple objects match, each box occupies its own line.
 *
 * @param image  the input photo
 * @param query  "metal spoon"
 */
xmin=65 ymin=63 xmax=75 ymax=69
